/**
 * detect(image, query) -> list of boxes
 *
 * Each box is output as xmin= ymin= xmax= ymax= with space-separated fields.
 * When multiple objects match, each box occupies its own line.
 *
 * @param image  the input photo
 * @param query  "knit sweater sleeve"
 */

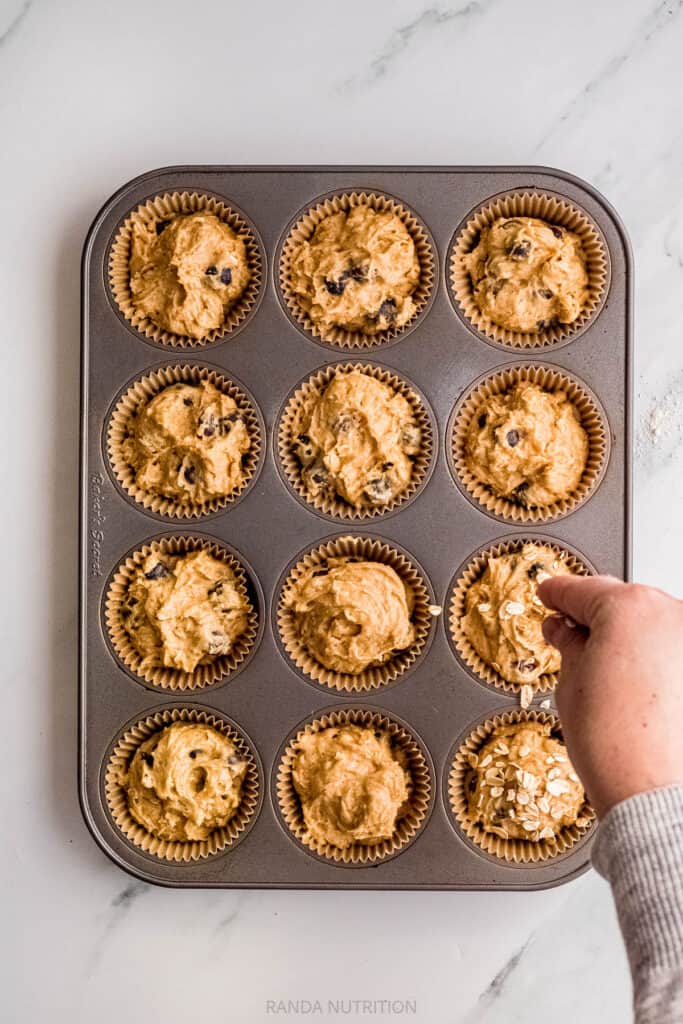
xmin=592 ymin=785 xmax=683 ymax=1024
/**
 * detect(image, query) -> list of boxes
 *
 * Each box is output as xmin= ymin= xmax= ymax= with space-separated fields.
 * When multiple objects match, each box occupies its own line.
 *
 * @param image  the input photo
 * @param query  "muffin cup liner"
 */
xmin=278 ymin=190 xmax=435 ymax=349
xmin=449 ymin=190 xmax=610 ymax=349
xmin=449 ymin=362 xmax=610 ymax=523
xmin=447 ymin=708 xmax=595 ymax=864
xmin=108 ymin=191 xmax=264 ymax=348
xmin=104 ymin=705 xmax=261 ymax=863
xmin=277 ymin=361 xmax=435 ymax=520
xmin=276 ymin=535 xmax=436 ymax=693
xmin=275 ymin=706 xmax=433 ymax=865
xmin=104 ymin=535 xmax=261 ymax=691
xmin=106 ymin=362 xmax=263 ymax=520
xmin=448 ymin=536 xmax=593 ymax=695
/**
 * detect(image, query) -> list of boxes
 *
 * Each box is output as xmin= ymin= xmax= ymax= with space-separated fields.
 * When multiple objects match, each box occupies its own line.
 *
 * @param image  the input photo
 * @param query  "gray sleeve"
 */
xmin=592 ymin=785 xmax=683 ymax=1024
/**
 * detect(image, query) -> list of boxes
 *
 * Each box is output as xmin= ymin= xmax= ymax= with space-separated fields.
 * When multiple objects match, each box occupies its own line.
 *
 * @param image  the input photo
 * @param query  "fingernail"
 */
xmin=563 ymin=616 xmax=577 ymax=630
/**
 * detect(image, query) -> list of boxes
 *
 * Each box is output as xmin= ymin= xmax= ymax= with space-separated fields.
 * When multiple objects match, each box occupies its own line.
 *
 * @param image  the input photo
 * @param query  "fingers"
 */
xmin=542 ymin=614 xmax=587 ymax=660
xmin=537 ymin=574 xmax=623 ymax=628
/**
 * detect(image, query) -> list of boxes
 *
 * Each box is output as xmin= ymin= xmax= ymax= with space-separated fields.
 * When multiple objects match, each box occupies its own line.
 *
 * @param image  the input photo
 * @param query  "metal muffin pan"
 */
xmin=80 ymin=165 xmax=632 ymax=889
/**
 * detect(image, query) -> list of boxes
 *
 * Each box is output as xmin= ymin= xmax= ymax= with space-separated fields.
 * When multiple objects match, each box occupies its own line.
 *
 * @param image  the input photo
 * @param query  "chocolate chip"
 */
xmin=184 ymin=465 xmax=196 ymax=484
xmin=364 ymin=475 xmax=393 ymax=503
xmin=346 ymin=265 xmax=366 ymax=282
xmin=144 ymin=562 xmax=168 ymax=581
xmin=209 ymin=581 xmax=224 ymax=596
xmin=510 ymin=241 xmax=531 ymax=260
xmin=155 ymin=220 xmax=170 ymax=235
xmin=205 ymin=265 xmax=218 ymax=276
xmin=467 ymin=773 xmax=478 ymax=794
xmin=189 ymin=749 xmax=202 ymax=759
xmin=536 ymin=318 xmax=554 ymax=330
xmin=514 ymin=482 xmax=529 ymax=506
xmin=506 ymin=430 xmax=520 ymax=447
xmin=478 ymin=413 xmax=487 ymax=428
xmin=377 ymin=298 xmax=396 ymax=322
xmin=333 ymin=414 xmax=354 ymax=434
xmin=220 ymin=267 xmax=232 ymax=285
xmin=538 ymin=288 xmax=554 ymax=300
xmin=298 ymin=434 xmax=311 ymax=445
xmin=324 ymin=278 xmax=345 ymax=295
xmin=527 ymin=562 xmax=545 ymax=580
xmin=550 ymin=225 xmax=563 ymax=239
xmin=309 ymin=467 xmax=328 ymax=486
xmin=183 ymin=397 xmax=193 ymax=406
xmin=515 ymin=658 xmax=538 ymax=674
xmin=141 ymin=752 xmax=154 ymax=767
xmin=381 ymin=461 xmax=394 ymax=471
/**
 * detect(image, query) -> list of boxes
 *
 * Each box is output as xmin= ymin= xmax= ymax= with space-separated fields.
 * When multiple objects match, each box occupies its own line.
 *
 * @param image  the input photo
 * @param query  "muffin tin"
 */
xmin=80 ymin=165 xmax=632 ymax=889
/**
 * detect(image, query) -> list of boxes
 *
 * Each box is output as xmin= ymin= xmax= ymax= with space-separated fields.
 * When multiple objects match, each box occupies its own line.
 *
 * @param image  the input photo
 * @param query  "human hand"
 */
xmin=538 ymin=576 xmax=683 ymax=817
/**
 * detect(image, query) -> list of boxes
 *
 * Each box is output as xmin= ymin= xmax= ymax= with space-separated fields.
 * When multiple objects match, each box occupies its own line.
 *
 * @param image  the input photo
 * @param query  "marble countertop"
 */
xmin=2 ymin=0 xmax=682 ymax=1020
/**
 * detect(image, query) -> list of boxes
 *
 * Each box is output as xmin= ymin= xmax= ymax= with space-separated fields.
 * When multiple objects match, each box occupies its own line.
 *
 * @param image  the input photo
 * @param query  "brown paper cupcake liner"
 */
xmin=449 ymin=190 xmax=610 ymax=349
xmin=447 ymin=708 xmax=595 ymax=863
xmin=104 ymin=535 xmax=261 ymax=691
xmin=448 ymin=536 xmax=593 ymax=696
xmin=449 ymin=362 xmax=610 ymax=523
xmin=278 ymin=190 xmax=435 ymax=349
xmin=108 ymin=191 xmax=264 ymax=348
xmin=277 ymin=361 xmax=435 ymax=520
xmin=104 ymin=705 xmax=261 ymax=862
xmin=276 ymin=535 xmax=436 ymax=693
xmin=275 ymin=706 xmax=433 ymax=865
xmin=107 ymin=363 xmax=264 ymax=520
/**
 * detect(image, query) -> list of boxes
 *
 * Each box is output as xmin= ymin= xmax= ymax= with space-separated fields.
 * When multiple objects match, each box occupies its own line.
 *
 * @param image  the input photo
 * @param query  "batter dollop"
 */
xmin=461 ymin=544 xmax=574 ymax=685
xmin=121 ymin=380 xmax=251 ymax=506
xmin=284 ymin=558 xmax=416 ymax=675
xmin=463 ymin=217 xmax=588 ymax=333
xmin=291 ymin=724 xmax=410 ymax=848
xmin=293 ymin=370 xmax=422 ymax=508
xmin=121 ymin=549 xmax=250 ymax=673
xmin=465 ymin=721 xmax=585 ymax=842
xmin=124 ymin=721 xmax=248 ymax=842
xmin=129 ymin=212 xmax=250 ymax=339
xmin=289 ymin=206 xmax=420 ymax=335
xmin=465 ymin=382 xmax=588 ymax=507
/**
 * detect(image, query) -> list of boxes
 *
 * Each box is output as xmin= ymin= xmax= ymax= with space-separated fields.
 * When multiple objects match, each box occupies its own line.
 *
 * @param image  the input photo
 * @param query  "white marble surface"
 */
xmin=2 ymin=0 xmax=682 ymax=1020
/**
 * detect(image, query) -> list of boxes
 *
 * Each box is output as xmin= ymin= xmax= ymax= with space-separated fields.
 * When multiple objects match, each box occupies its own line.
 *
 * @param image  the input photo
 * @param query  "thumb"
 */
xmin=542 ymin=614 xmax=586 ymax=671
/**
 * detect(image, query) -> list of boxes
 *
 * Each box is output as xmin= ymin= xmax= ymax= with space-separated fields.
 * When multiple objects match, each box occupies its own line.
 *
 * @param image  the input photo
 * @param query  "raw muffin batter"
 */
xmin=129 ymin=211 xmax=250 ymax=339
xmin=123 ymin=721 xmax=248 ymax=842
xmin=289 ymin=206 xmax=420 ymax=335
xmin=293 ymin=369 xmax=422 ymax=508
xmin=463 ymin=217 xmax=589 ymax=333
xmin=465 ymin=721 xmax=586 ymax=842
xmin=291 ymin=724 xmax=410 ymax=848
xmin=464 ymin=382 xmax=588 ymax=507
xmin=120 ymin=549 xmax=250 ymax=674
xmin=121 ymin=380 xmax=251 ymax=506
xmin=461 ymin=543 xmax=574 ymax=685
xmin=284 ymin=558 xmax=416 ymax=675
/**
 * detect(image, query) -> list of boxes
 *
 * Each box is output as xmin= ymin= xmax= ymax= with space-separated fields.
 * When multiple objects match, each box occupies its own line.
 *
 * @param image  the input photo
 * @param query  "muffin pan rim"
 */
xmin=81 ymin=164 xmax=631 ymax=890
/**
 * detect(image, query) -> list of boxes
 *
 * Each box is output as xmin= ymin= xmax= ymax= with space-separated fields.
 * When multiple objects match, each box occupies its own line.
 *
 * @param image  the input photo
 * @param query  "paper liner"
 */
xmin=278 ymin=191 xmax=435 ymax=349
xmin=107 ymin=363 xmax=263 ymax=520
xmin=448 ymin=536 xmax=592 ymax=696
xmin=104 ymin=535 xmax=260 ymax=691
xmin=277 ymin=361 xmax=435 ymax=520
xmin=449 ymin=362 xmax=610 ymax=523
xmin=108 ymin=191 xmax=264 ymax=348
xmin=104 ymin=706 xmax=261 ymax=863
xmin=449 ymin=190 xmax=610 ymax=349
xmin=277 ymin=535 xmax=435 ymax=692
xmin=275 ymin=707 xmax=433 ymax=865
xmin=447 ymin=709 xmax=595 ymax=863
